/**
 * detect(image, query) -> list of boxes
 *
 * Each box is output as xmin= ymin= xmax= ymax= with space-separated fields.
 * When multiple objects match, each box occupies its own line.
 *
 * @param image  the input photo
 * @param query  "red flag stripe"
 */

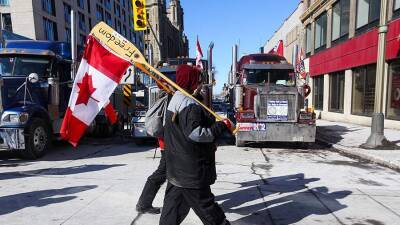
xmin=104 ymin=102 xmax=118 ymax=124
xmin=60 ymin=108 xmax=88 ymax=147
xmin=84 ymin=36 xmax=131 ymax=83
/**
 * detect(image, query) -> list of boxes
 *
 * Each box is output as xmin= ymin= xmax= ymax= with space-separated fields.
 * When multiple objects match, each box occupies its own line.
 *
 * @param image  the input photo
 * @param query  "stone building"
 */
xmin=145 ymin=0 xmax=189 ymax=65
xmin=0 ymin=0 xmax=144 ymax=50
xmin=302 ymin=0 xmax=400 ymax=129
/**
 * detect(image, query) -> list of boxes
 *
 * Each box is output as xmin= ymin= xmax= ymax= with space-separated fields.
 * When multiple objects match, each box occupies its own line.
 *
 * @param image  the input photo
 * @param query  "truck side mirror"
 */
xmin=28 ymin=73 xmax=39 ymax=83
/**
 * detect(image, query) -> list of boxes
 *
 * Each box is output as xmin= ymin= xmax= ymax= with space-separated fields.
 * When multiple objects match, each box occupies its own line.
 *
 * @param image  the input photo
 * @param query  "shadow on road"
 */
xmin=0 ymin=185 xmax=97 ymax=215
xmin=0 ymin=164 xmax=125 ymax=181
xmin=0 ymin=136 xmax=156 ymax=164
xmin=316 ymin=125 xmax=358 ymax=145
xmin=216 ymin=173 xmax=352 ymax=225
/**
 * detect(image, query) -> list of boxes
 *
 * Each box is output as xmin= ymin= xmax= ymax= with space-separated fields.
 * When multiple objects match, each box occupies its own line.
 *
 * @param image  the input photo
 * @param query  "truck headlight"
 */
xmin=2 ymin=112 xmax=29 ymax=124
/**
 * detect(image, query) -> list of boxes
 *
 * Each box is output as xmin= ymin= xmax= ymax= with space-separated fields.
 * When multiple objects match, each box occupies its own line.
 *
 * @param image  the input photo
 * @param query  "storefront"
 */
xmin=308 ymin=16 xmax=400 ymax=128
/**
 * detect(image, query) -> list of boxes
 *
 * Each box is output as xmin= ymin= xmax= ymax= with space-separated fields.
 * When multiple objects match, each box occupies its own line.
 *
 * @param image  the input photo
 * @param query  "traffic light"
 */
xmin=133 ymin=0 xmax=147 ymax=31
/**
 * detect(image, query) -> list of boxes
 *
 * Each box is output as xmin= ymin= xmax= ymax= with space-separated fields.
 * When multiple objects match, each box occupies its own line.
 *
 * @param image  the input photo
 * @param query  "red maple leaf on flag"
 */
xmin=76 ymin=73 xmax=97 ymax=106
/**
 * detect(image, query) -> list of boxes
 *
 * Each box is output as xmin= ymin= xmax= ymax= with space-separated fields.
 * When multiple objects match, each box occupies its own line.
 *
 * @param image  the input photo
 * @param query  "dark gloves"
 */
xmin=211 ymin=121 xmax=229 ymax=138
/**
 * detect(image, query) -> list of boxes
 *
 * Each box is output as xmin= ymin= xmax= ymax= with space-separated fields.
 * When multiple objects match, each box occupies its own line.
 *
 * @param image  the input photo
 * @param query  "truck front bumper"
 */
xmin=0 ymin=128 xmax=25 ymax=150
xmin=236 ymin=122 xmax=316 ymax=143
xmin=131 ymin=122 xmax=151 ymax=139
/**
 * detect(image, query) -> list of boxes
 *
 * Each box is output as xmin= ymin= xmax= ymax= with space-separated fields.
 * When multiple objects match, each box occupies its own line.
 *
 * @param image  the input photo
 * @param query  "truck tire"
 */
xmin=235 ymin=138 xmax=245 ymax=147
xmin=20 ymin=118 xmax=51 ymax=159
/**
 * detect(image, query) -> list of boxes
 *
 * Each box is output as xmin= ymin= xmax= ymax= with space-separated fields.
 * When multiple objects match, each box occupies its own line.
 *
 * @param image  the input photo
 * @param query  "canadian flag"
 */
xmin=60 ymin=36 xmax=131 ymax=147
xmin=268 ymin=40 xmax=284 ymax=57
xmin=195 ymin=37 xmax=203 ymax=70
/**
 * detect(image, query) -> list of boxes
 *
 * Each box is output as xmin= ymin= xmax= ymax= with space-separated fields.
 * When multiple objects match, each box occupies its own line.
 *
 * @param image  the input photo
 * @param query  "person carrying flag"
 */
xmin=160 ymin=64 xmax=232 ymax=225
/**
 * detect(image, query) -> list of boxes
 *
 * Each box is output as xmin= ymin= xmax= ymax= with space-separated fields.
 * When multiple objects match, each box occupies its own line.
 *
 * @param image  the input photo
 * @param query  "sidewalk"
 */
xmin=316 ymin=120 xmax=400 ymax=171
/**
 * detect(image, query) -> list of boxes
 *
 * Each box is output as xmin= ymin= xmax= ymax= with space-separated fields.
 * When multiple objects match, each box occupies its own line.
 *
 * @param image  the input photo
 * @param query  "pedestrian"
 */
xmin=136 ymin=86 xmax=171 ymax=214
xmin=135 ymin=138 xmax=166 ymax=214
xmin=160 ymin=64 xmax=232 ymax=225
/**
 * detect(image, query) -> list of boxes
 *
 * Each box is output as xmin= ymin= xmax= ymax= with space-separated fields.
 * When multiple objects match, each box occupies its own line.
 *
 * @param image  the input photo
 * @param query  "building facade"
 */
xmin=145 ymin=0 xmax=188 ymax=66
xmin=0 ymin=0 xmax=144 ymax=51
xmin=301 ymin=0 xmax=400 ymax=129
xmin=264 ymin=2 xmax=306 ymax=65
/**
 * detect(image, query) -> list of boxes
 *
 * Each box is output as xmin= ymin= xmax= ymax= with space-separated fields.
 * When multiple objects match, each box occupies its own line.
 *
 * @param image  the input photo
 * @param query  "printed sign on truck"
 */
xmin=267 ymin=100 xmax=288 ymax=121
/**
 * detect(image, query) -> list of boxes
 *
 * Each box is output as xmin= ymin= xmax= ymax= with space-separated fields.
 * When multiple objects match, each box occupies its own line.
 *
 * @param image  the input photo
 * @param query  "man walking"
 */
xmin=135 ymin=138 xmax=166 ymax=214
xmin=160 ymin=65 xmax=231 ymax=225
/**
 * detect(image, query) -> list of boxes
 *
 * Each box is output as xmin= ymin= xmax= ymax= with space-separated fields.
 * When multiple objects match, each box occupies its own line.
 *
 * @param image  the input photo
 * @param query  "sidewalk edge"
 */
xmin=316 ymin=136 xmax=400 ymax=171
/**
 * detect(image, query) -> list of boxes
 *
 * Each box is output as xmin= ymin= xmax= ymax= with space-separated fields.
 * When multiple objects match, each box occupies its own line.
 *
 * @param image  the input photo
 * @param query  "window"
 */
xmin=313 ymin=76 xmax=324 ymax=110
xmin=105 ymin=0 xmax=112 ymax=11
xmin=122 ymin=10 xmax=126 ymax=23
xmin=114 ymin=2 xmax=121 ymax=17
xmin=395 ymin=0 xmax=400 ymax=11
xmin=43 ymin=17 xmax=58 ymax=41
xmin=77 ymin=0 xmax=84 ymax=9
xmin=394 ymin=0 xmax=400 ymax=17
xmin=1 ymin=14 xmax=12 ymax=32
xmin=0 ymin=0 xmax=10 ymax=6
xmin=96 ymin=5 xmax=104 ymax=21
xmin=64 ymin=3 xmax=71 ymax=24
xmin=352 ymin=65 xmax=376 ymax=116
xmin=386 ymin=61 xmax=400 ymax=120
xmin=42 ymin=0 xmax=56 ymax=16
xmin=329 ymin=71 xmax=345 ymax=113
xmin=356 ymin=0 xmax=381 ymax=30
xmin=332 ymin=0 xmax=350 ymax=42
xmin=65 ymin=27 xmax=71 ymax=43
xmin=305 ymin=24 xmax=312 ymax=54
xmin=105 ymin=12 xmax=112 ymax=25
xmin=79 ymin=34 xmax=86 ymax=47
xmin=314 ymin=12 xmax=327 ymax=51
xmin=87 ymin=0 xmax=91 ymax=13
xmin=78 ymin=12 xmax=86 ymax=31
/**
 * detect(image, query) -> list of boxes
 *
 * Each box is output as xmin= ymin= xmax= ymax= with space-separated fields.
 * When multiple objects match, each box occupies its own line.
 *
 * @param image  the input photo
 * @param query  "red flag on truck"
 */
xmin=196 ymin=37 xmax=204 ymax=70
xmin=60 ymin=36 xmax=130 ymax=147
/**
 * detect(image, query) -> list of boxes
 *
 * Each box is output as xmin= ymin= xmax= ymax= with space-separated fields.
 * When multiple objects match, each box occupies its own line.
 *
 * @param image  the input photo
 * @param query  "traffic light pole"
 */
xmin=363 ymin=0 xmax=393 ymax=149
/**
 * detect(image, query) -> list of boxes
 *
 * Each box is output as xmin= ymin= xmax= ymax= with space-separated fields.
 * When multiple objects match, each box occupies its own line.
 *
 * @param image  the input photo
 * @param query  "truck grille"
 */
xmin=258 ymin=94 xmax=297 ymax=122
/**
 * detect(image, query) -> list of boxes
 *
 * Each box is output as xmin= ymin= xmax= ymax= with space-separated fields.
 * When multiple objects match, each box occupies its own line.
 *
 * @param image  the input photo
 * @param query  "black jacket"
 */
xmin=164 ymin=91 xmax=226 ymax=189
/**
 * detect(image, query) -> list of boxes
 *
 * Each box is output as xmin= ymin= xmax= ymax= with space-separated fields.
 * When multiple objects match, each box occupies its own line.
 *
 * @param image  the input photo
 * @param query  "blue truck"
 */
xmin=0 ymin=40 xmax=74 ymax=158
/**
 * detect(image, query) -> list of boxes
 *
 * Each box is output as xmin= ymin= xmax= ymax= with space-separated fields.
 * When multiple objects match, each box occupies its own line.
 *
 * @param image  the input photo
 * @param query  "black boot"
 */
xmin=136 ymin=204 xmax=161 ymax=214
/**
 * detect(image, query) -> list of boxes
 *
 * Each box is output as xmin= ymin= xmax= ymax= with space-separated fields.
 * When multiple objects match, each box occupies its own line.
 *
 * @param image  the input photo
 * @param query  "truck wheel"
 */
xmin=235 ymin=138 xmax=245 ymax=147
xmin=21 ymin=119 xmax=50 ymax=159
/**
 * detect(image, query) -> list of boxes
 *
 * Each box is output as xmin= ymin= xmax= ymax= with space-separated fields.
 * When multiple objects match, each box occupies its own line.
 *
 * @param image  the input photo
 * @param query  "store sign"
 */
xmin=391 ymin=74 xmax=400 ymax=109
xmin=267 ymin=100 xmax=288 ymax=121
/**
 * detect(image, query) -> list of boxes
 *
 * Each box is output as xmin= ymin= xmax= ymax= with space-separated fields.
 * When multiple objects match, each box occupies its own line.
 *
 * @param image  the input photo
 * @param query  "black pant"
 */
xmin=137 ymin=151 xmax=166 ymax=208
xmin=159 ymin=182 xmax=230 ymax=225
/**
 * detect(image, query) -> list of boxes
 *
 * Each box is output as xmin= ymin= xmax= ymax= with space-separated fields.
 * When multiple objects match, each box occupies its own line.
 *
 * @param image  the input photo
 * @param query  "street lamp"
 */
xmin=363 ymin=0 xmax=393 ymax=148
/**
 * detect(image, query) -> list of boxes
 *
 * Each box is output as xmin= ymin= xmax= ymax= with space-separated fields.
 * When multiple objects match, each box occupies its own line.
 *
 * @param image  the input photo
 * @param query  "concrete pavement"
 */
xmin=0 ymin=138 xmax=400 ymax=225
xmin=316 ymin=120 xmax=400 ymax=171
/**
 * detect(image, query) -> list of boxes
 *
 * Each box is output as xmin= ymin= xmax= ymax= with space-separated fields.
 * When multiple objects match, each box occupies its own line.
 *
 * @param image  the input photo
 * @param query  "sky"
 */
xmin=179 ymin=0 xmax=300 ymax=94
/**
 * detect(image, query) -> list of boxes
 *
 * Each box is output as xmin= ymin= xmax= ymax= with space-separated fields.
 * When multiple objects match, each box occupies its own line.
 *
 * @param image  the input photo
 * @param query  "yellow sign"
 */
xmin=133 ymin=0 xmax=147 ymax=31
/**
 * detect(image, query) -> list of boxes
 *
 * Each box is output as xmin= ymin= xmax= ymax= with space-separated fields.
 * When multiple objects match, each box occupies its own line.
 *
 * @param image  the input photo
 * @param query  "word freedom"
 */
xmin=98 ymin=27 xmax=139 ymax=59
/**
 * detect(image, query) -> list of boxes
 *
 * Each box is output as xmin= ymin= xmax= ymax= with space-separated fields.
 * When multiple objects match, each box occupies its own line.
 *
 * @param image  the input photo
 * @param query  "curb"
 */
xmin=316 ymin=134 xmax=400 ymax=172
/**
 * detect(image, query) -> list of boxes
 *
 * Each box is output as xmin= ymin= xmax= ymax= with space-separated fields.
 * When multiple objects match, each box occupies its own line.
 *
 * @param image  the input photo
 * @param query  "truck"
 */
xmin=0 ymin=40 xmax=127 ymax=158
xmin=229 ymin=52 xmax=316 ymax=147
xmin=131 ymin=57 xmax=214 ymax=142
xmin=0 ymin=40 xmax=74 ymax=158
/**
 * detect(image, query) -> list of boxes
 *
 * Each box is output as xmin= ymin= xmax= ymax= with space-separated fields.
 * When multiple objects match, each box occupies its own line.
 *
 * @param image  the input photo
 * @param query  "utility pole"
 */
xmin=0 ymin=12 xmax=4 ymax=48
xmin=70 ymin=9 xmax=77 ymax=80
xmin=363 ymin=0 xmax=391 ymax=148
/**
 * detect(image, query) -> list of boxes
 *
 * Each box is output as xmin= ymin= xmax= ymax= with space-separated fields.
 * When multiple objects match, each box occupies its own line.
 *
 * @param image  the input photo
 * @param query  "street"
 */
xmin=0 ymin=138 xmax=399 ymax=225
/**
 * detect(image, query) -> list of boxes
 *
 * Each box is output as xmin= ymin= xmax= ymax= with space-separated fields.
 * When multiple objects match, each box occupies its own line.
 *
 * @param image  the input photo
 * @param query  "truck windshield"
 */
xmin=245 ymin=69 xmax=295 ymax=86
xmin=0 ymin=56 xmax=51 ymax=77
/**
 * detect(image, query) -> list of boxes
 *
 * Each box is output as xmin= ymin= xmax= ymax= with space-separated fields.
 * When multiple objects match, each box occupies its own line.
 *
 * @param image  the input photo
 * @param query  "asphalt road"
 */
xmin=0 ymin=138 xmax=399 ymax=225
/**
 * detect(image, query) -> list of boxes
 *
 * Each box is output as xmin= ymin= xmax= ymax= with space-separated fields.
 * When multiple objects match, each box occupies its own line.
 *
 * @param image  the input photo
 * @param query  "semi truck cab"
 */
xmin=231 ymin=54 xmax=316 ymax=147
xmin=0 ymin=40 xmax=73 ymax=158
